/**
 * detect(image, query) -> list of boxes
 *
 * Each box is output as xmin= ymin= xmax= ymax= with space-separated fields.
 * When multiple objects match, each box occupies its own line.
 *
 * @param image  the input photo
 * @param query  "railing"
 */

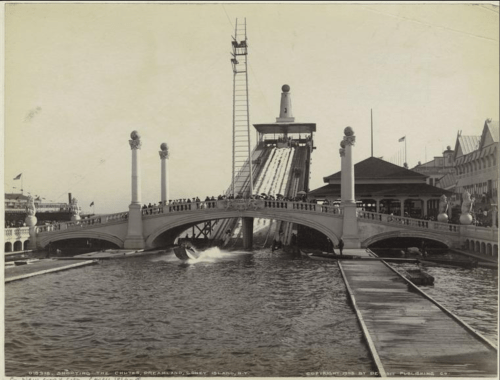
xmin=141 ymin=200 xmax=344 ymax=217
xmin=358 ymin=211 xmax=460 ymax=234
xmin=4 ymin=227 xmax=30 ymax=239
xmin=37 ymin=211 xmax=129 ymax=235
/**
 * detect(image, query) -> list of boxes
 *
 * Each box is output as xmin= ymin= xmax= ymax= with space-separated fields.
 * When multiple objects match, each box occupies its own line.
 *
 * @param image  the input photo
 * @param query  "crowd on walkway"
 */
xmin=140 ymin=192 xmax=325 ymax=215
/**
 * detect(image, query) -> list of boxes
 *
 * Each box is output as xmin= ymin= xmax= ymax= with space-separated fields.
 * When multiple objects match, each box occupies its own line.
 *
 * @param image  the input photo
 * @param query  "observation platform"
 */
xmin=339 ymin=249 xmax=497 ymax=377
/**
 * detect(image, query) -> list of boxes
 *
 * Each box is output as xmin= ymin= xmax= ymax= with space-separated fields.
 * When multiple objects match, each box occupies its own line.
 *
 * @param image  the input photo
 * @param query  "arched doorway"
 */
xmin=5 ymin=242 xmax=12 ymax=252
xmin=24 ymin=240 xmax=30 ymax=250
xmin=13 ymin=241 xmax=23 ymax=251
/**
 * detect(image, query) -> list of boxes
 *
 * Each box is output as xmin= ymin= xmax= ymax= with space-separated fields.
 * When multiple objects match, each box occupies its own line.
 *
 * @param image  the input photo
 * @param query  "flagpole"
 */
xmin=371 ymin=109 xmax=373 ymax=157
xmin=405 ymin=137 xmax=407 ymax=166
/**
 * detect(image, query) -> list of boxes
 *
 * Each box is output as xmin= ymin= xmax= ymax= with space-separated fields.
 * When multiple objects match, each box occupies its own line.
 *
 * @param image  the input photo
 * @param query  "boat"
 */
xmin=14 ymin=258 xmax=40 ymax=266
xmin=418 ymin=258 xmax=478 ymax=269
xmin=401 ymin=268 xmax=435 ymax=285
xmin=173 ymin=243 xmax=199 ymax=261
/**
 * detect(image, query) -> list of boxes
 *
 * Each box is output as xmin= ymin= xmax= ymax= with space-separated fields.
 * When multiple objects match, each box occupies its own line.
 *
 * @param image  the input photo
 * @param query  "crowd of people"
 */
xmin=140 ymin=193 xmax=324 ymax=215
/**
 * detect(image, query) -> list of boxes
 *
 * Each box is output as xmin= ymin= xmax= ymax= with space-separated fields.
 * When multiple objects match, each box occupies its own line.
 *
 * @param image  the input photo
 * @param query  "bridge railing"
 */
xmin=4 ymin=227 xmax=31 ymax=239
xmin=358 ymin=211 xmax=460 ymax=233
xmin=141 ymin=200 xmax=344 ymax=217
xmin=36 ymin=211 xmax=129 ymax=234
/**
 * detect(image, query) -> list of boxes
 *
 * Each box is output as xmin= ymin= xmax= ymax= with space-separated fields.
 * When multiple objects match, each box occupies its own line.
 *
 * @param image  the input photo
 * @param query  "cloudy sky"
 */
xmin=4 ymin=2 xmax=499 ymax=214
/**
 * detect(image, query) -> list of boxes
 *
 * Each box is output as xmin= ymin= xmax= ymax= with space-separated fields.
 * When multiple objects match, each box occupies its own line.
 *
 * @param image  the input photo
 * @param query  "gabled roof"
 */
xmin=323 ymin=157 xmax=427 ymax=183
xmin=455 ymin=135 xmax=480 ymax=158
xmin=480 ymin=119 xmax=499 ymax=148
xmin=309 ymin=183 xmax=453 ymax=198
xmin=436 ymin=173 xmax=457 ymax=190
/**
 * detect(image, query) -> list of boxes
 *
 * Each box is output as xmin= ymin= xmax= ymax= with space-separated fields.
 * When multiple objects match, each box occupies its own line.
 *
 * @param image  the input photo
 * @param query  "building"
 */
xmin=412 ymin=146 xmax=455 ymax=186
xmin=308 ymin=156 xmax=453 ymax=219
xmin=451 ymin=119 xmax=498 ymax=206
xmin=4 ymin=192 xmax=80 ymax=227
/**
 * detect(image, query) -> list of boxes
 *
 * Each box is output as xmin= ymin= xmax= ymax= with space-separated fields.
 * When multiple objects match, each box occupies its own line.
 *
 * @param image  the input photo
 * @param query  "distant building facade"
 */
xmin=412 ymin=146 xmax=455 ymax=187
xmin=451 ymin=119 xmax=499 ymax=206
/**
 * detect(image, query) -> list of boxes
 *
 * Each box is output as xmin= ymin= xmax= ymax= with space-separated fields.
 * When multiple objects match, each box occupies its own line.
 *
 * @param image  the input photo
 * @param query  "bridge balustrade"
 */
xmin=142 ymin=201 xmax=220 ymax=217
xmin=140 ymin=200 xmax=344 ymax=217
xmin=36 ymin=211 xmax=128 ymax=235
xmin=358 ymin=211 xmax=461 ymax=234
xmin=4 ymin=227 xmax=30 ymax=239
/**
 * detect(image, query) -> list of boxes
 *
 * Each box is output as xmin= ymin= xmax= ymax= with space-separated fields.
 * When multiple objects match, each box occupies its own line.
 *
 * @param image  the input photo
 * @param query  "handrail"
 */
xmin=36 ymin=211 xmax=128 ymax=234
xmin=358 ymin=211 xmax=461 ymax=233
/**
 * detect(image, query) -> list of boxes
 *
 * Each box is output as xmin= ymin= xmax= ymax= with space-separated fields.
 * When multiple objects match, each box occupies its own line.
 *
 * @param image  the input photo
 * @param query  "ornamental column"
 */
xmin=159 ymin=143 xmax=169 ymax=208
xmin=124 ymin=130 xmax=145 ymax=249
xmin=25 ymin=195 xmax=38 ymax=250
xmin=340 ymin=140 xmax=346 ymax=201
xmin=341 ymin=127 xmax=360 ymax=248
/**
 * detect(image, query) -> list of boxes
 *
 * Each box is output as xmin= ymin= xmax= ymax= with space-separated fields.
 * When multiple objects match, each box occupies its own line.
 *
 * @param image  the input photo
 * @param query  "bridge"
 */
xmin=32 ymin=199 xmax=498 ymax=256
xmin=13 ymin=87 xmax=498 ymax=257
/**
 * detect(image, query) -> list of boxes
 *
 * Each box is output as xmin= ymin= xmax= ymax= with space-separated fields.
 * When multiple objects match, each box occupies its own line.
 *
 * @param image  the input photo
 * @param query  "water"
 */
xmin=387 ymin=251 xmax=498 ymax=345
xmin=5 ymin=248 xmax=375 ymax=377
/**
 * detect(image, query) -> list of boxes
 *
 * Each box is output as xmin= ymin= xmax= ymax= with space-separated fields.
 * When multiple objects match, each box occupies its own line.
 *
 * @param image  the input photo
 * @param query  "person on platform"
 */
xmin=338 ymin=238 xmax=344 ymax=256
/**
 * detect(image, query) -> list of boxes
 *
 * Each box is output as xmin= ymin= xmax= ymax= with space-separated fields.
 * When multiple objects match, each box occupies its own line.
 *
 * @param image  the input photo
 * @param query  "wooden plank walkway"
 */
xmin=339 ymin=249 xmax=497 ymax=377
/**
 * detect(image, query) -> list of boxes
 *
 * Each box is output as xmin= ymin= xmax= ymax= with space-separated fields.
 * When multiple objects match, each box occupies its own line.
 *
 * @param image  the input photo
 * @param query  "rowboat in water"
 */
xmin=173 ymin=244 xmax=199 ymax=261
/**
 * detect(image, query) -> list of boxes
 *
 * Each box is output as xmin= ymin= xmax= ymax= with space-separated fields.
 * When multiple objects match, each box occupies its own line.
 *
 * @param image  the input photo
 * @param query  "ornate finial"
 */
xmin=159 ymin=142 xmax=169 ymax=159
xmin=343 ymin=135 xmax=356 ymax=146
xmin=70 ymin=198 xmax=80 ymax=216
xmin=129 ymin=131 xmax=142 ymax=150
xmin=25 ymin=195 xmax=36 ymax=216
xmin=282 ymin=84 xmax=290 ymax=93
xmin=344 ymin=126 xmax=354 ymax=136
xmin=130 ymin=130 xmax=140 ymax=140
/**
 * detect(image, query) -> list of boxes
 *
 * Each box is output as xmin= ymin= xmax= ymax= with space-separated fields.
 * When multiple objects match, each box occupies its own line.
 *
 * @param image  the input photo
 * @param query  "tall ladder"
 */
xmin=230 ymin=18 xmax=253 ymax=197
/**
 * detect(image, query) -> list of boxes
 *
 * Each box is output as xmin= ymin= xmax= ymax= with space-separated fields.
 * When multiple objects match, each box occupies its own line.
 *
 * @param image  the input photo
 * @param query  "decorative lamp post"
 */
xmin=124 ymin=130 xmax=145 ymax=249
xmin=159 ymin=142 xmax=169 ymax=208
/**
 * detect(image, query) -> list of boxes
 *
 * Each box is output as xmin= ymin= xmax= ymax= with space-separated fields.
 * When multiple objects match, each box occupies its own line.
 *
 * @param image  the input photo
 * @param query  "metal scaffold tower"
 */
xmin=230 ymin=18 xmax=253 ymax=197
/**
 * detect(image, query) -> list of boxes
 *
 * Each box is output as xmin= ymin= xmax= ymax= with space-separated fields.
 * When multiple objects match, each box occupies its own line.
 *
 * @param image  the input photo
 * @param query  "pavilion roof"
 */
xmin=308 ymin=183 xmax=453 ymax=198
xmin=323 ymin=157 xmax=427 ymax=183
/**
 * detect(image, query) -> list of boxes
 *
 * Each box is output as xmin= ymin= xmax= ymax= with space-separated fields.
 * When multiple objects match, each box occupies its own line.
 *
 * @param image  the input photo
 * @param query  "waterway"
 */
xmin=5 ymin=247 xmax=497 ymax=376
xmin=388 ymin=253 xmax=498 ymax=345
xmin=5 ymin=248 xmax=375 ymax=377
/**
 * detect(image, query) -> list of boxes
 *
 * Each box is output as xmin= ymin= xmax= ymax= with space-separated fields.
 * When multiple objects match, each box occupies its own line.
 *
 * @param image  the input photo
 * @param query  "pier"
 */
xmin=338 ymin=249 xmax=497 ymax=377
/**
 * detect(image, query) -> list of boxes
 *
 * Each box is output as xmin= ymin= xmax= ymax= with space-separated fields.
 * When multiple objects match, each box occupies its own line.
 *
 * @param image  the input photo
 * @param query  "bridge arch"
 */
xmin=37 ymin=231 xmax=124 ymax=249
xmin=361 ymin=230 xmax=454 ymax=248
xmin=144 ymin=210 xmax=343 ymax=248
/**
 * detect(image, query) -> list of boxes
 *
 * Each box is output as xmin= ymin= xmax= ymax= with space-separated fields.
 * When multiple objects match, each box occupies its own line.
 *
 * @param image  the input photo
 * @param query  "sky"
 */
xmin=3 ymin=2 xmax=499 ymax=215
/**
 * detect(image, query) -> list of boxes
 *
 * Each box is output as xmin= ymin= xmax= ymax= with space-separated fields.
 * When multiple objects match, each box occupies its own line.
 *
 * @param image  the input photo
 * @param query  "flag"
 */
xmin=13 ymin=173 xmax=22 ymax=180
xmin=398 ymin=136 xmax=405 ymax=142
xmin=90 ymin=201 xmax=94 ymax=207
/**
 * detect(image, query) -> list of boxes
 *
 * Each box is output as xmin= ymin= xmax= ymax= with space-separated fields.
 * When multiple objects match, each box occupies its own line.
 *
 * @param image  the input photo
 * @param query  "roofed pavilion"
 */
xmin=309 ymin=157 xmax=453 ymax=219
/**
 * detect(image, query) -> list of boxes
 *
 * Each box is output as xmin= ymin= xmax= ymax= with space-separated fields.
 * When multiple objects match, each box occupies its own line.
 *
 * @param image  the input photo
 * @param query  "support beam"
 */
xmin=242 ymin=217 xmax=254 ymax=250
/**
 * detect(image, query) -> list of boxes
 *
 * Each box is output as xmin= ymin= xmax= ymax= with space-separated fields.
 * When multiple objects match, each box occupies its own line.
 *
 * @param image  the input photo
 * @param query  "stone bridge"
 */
xmin=33 ymin=199 xmax=499 ymax=256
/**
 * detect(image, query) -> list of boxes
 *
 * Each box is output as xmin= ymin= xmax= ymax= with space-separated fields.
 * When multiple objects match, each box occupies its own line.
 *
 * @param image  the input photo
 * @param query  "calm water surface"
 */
xmin=5 ymin=248 xmax=375 ymax=377
xmin=388 ymin=251 xmax=498 ymax=345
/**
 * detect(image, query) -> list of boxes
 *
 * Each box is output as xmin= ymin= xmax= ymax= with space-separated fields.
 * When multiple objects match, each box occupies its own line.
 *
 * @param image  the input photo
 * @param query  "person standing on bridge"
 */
xmin=338 ymin=238 xmax=344 ymax=256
